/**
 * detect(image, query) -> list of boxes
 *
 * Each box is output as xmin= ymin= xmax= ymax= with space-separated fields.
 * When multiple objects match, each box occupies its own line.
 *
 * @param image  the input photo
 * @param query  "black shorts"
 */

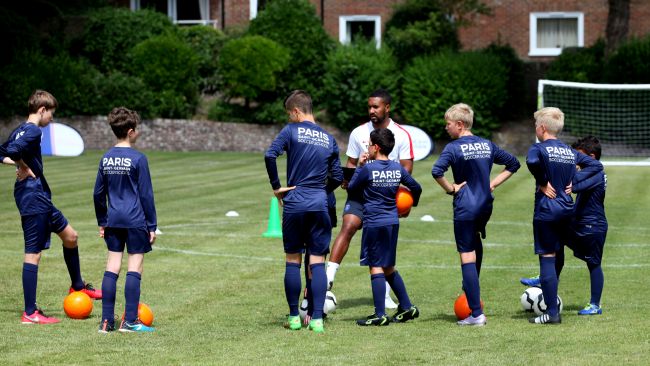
xmin=342 ymin=199 xmax=364 ymax=220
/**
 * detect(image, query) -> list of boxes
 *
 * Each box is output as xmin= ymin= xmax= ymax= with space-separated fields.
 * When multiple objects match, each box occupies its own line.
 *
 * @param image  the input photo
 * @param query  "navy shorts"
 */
xmin=533 ymin=219 xmax=571 ymax=255
xmin=566 ymin=228 xmax=606 ymax=266
xmin=282 ymin=211 xmax=331 ymax=255
xmin=453 ymin=213 xmax=491 ymax=253
xmin=343 ymin=199 xmax=364 ymax=220
xmin=360 ymin=224 xmax=399 ymax=267
xmin=22 ymin=208 xmax=68 ymax=254
xmin=104 ymin=227 xmax=152 ymax=254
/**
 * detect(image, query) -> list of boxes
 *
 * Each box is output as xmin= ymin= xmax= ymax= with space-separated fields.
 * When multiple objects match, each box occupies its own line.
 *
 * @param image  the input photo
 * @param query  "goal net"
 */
xmin=538 ymin=79 xmax=650 ymax=165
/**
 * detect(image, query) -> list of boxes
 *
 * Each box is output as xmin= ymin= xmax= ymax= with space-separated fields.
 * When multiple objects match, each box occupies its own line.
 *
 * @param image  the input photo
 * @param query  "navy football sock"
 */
xmin=303 ymin=256 xmax=313 ymax=316
xmin=540 ymin=256 xmax=559 ymax=316
xmin=385 ymin=271 xmax=412 ymax=309
xmin=22 ymin=263 xmax=38 ymax=315
xmin=588 ymin=263 xmax=604 ymax=306
xmin=309 ymin=263 xmax=326 ymax=319
xmin=284 ymin=262 xmax=301 ymax=316
xmin=475 ymin=244 xmax=483 ymax=278
xmin=124 ymin=271 xmax=141 ymax=323
xmin=461 ymin=263 xmax=482 ymax=317
xmin=63 ymin=246 xmax=84 ymax=290
xmin=371 ymin=273 xmax=386 ymax=317
xmin=101 ymin=271 xmax=119 ymax=324
xmin=555 ymin=248 xmax=565 ymax=280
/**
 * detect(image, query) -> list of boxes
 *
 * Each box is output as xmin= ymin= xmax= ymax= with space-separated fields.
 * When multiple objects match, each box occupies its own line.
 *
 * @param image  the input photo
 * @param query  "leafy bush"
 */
xmin=208 ymin=99 xmax=286 ymax=125
xmin=0 ymin=50 xmax=100 ymax=117
xmin=321 ymin=41 xmax=399 ymax=130
xmin=79 ymin=7 xmax=174 ymax=72
xmin=178 ymin=26 xmax=227 ymax=93
xmin=94 ymin=72 xmax=156 ymax=118
xmin=385 ymin=0 xmax=459 ymax=64
xmin=401 ymin=51 xmax=507 ymax=140
xmin=603 ymin=35 xmax=650 ymax=83
xmin=247 ymin=0 xmax=334 ymax=98
xmin=129 ymin=34 xmax=200 ymax=118
xmin=482 ymin=43 xmax=526 ymax=119
xmin=546 ymin=40 xmax=605 ymax=83
xmin=218 ymin=35 xmax=289 ymax=103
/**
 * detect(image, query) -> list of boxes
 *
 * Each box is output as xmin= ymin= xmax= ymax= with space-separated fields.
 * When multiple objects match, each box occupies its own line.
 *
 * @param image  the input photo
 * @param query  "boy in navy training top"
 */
xmin=0 ymin=90 xmax=101 ymax=325
xmin=432 ymin=103 xmax=520 ymax=326
xmin=521 ymin=136 xmax=607 ymax=316
xmin=94 ymin=107 xmax=157 ymax=333
xmin=264 ymin=90 xmax=343 ymax=333
xmin=526 ymin=107 xmax=603 ymax=325
xmin=347 ymin=128 xmax=422 ymax=326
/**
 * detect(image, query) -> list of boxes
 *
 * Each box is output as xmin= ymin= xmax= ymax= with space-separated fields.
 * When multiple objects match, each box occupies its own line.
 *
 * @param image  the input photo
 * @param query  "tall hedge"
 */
xmin=129 ymin=34 xmax=200 ymax=118
xmin=401 ymin=51 xmax=507 ymax=140
xmin=79 ymin=7 xmax=174 ymax=72
xmin=247 ymin=0 xmax=334 ymax=98
xmin=546 ymin=40 xmax=605 ymax=83
xmin=603 ymin=35 xmax=650 ymax=83
xmin=322 ymin=41 xmax=399 ymax=130
xmin=178 ymin=25 xmax=227 ymax=93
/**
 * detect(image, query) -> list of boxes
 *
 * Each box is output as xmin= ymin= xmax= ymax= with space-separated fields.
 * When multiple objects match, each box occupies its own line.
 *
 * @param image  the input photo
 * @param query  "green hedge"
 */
xmin=322 ymin=41 xmax=399 ymax=130
xmin=604 ymin=35 xmax=650 ymax=83
xmin=178 ymin=26 xmax=227 ymax=93
xmin=401 ymin=51 xmax=507 ymax=140
xmin=546 ymin=40 xmax=605 ymax=83
xmin=79 ymin=7 xmax=174 ymax=72
xmin=129 ymin=34 xmax=200 ymax=118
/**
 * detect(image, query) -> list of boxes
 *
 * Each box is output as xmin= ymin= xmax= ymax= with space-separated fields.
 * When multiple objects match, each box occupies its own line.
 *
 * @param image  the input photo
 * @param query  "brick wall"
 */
xmin=459 ymin=0 xmax=650 ymax=61
xmin=0 ymin=118 xmax=349 ymax=153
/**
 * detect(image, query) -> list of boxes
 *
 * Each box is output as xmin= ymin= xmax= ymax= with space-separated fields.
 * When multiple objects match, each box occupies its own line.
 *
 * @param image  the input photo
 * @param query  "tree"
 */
xmin=605 ymin=0 xmax=630 ymax=56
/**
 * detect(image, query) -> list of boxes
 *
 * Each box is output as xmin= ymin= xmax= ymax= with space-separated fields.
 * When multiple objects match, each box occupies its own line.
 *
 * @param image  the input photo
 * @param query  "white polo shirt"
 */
xmin=346 ymin=119 xmax=414 ymax=162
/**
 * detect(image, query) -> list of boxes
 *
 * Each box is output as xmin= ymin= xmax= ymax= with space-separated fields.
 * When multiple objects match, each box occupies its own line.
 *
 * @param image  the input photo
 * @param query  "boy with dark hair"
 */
xmin=0 ymin=90 xmax=101 ymax=325
xmin=521 ymin=135 xmax=607 ymax=315
xmin=94 ymin=107 xmax=157 ymax=333
xmin=432 ymin=103 xmax=520 ymax=326
xmin=328 ymin=88 xmax=414 ymax=310
xmin=526 ymin=108 xmax=603 ymax=325
xmin=348 ymin=128 xmax=422 ymax=326
xmin=265 ymin=90 xmax=343 ymax=333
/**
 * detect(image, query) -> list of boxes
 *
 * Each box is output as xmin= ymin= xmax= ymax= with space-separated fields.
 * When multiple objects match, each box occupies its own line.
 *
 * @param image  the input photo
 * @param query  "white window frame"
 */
xmin=529 ymin=12 xmax=584 ymax=57
xmin=339 ymin=15 xmax=382 ymax=49
xmin=250 ymin=0 xmax=258 ymax=20
xmin=131 ymin=0 xmax=215 ymax=26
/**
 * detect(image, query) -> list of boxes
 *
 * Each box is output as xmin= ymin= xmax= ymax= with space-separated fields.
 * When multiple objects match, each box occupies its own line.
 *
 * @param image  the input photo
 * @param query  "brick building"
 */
xmin=121 ymin=0 xmax=650 ymax=60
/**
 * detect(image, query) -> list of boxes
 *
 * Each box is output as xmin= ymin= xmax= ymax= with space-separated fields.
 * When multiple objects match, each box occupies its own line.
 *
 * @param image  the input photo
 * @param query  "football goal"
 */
xmin=538 ymin=79 xmax=650 ymax=166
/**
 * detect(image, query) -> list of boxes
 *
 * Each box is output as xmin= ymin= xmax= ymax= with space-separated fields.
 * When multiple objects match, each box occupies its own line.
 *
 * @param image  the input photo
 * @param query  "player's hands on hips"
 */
xmin=540 ymin=182 xmax=557 ymax=199
xmin=565 ymin=182 xmax=573 ymax=195
xmin=341 ymin=180 xmax=349 ymax=190
xmin=273 ymin=186 xmax=296 ymax=205
xmin=16 ymin=165 xmax=35 ymax=181
xmin=98 ymin=226 xmax=105 ymax=238
xmin=149 ymin=231 xmax=156 ymax=244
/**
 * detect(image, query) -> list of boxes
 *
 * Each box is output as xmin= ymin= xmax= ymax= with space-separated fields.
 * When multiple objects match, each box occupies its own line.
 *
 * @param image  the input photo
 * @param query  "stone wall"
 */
xmin=0 ymin=117 xmax=350 ymax=153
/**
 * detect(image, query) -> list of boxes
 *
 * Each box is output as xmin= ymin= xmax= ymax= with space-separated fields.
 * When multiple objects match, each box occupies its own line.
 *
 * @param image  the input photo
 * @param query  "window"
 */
xmin=131 ymin=0 xmax=214 ymax=26
xmin=339 ymin=15 xmax=382 ymax=48
xmin=529 ymin=12 xmax=584 ymax=57
xmin=250 ymin=0 xmax=268 ymax=19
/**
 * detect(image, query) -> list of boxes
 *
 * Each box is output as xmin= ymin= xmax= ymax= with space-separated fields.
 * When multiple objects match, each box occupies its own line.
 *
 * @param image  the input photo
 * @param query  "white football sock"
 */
xmin=326 ymin=262 xmax=339 ymax=284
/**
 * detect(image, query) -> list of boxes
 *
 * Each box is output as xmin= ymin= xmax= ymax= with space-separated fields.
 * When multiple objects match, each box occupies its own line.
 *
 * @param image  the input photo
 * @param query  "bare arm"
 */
xmin=400 ymin=159 xmax=413 ymax=174
xmin=434 ymin=176 xmax=466 ymax=195
xmin=489 ymin=169 xmax=514 ymax=192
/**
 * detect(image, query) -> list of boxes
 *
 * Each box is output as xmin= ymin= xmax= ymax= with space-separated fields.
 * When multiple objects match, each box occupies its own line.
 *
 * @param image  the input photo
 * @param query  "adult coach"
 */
xmin=326 ymin=89 xmax=414 ymax=309
xmin=264 ymin=90 xmax=343 ymax=333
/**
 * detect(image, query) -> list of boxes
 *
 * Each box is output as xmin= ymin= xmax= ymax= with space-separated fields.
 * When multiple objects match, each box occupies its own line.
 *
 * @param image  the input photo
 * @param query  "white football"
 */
xmin=325 ymin=291 xmax=337 ymax=314
xmin=532 ymin=293 xmax=563 ymax=316
xmin=520 ymin=287 xmax=542 ymax=311
xmin=298 ymin=298 xmax=309 ymax=320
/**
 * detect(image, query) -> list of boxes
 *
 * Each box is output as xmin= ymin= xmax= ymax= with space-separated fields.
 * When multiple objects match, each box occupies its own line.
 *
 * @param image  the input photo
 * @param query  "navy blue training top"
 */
xmin=572 ymin=169 xmax=607 ymax=233
xmin=526 ymin=139 xmax=603 ymax=221
xmin=0 ymin=122 xmax=53 ymax=215
xmin=347 ymin=159 xmax=422 ymax=227
xmin=431 ymin=135 xmax=521 ymax=220
xmin=93 ymin=147 xmax=157 ymax=231
xmin=264 ymin=121 xmax=343 ymax=213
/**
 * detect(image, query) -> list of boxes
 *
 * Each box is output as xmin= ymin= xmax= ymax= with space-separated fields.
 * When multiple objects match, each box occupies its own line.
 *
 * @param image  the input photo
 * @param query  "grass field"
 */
xmin=1 ymin=151 xmax=649 ymax=365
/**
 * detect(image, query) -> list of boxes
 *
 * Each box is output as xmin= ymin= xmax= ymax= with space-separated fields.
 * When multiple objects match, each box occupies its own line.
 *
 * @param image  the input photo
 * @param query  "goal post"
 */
xmin=538 ymin=79 xmax=650 ymax=165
